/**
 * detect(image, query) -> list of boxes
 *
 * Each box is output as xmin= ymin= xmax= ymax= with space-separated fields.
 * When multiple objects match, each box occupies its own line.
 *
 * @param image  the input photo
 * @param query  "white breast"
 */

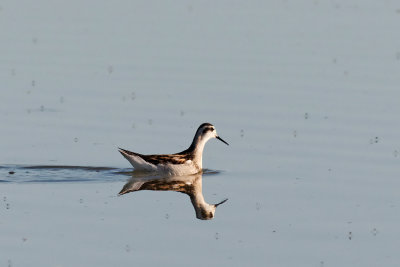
xmin=157 ymin=160 xmax=199 ymax=176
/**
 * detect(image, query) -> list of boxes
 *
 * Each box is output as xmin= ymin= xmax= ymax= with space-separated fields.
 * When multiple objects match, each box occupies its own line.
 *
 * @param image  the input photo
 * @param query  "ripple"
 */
xmin=0 ymin=165 xmax=223 ymax=183
xmin=0 ymin=165 xmax=128 ymax=183
xmin=22 ymin=165 xmax=116 ymax=171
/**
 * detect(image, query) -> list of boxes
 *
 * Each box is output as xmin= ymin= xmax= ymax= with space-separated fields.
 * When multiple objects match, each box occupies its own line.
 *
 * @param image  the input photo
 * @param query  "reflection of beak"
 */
xmin=216 ymin=136 xmax=229 ymax=146
xmin=214 ymin=198 xmax=228 ymax=207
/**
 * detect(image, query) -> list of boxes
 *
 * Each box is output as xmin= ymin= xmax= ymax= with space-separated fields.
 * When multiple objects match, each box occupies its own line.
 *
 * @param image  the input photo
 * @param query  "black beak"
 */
xmin=214 ymin=198 xmax=228 ymax=207
xmin=216 ymin=136 xmax=229 ymax=146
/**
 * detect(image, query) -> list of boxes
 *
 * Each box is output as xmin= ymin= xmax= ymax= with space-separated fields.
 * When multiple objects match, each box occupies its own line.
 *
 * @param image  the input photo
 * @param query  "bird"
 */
xmin=118 ymin=123 xmax=229 ymax=176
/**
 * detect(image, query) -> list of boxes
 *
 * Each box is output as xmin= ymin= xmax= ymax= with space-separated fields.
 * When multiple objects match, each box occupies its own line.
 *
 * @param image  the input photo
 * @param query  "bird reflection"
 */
xmin=119 ymin=172 xmax=227 ymax=220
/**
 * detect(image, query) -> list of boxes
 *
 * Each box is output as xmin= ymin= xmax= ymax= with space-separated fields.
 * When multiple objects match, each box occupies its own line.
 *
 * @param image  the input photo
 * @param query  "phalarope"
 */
xmin=118 ymin=123 xmax=229 ymax=176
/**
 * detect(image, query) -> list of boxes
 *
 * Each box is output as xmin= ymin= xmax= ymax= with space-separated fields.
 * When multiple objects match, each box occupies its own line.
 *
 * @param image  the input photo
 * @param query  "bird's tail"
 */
xmin=117 ymin=147 xmax=153 ymax=171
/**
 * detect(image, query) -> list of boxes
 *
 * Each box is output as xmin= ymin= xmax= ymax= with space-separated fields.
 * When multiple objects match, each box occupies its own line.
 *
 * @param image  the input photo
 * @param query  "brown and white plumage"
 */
xmin=118 ymin=123 xmax=229 ymax=176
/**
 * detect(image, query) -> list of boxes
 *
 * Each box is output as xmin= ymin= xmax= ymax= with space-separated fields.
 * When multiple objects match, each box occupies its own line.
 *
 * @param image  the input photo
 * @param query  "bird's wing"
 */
xmin=141 ymin=153 xmax=193 ymax=165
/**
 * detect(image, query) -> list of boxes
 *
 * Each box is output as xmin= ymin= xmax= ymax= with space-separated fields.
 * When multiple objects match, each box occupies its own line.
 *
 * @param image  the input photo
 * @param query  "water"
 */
xmin=0 ymin=165 xmax=126 ymax=183
xmin=2 ymin=0 xmax=400 ymax=266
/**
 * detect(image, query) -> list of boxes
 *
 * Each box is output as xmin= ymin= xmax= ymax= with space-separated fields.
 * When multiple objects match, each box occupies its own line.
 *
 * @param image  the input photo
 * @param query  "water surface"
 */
xmin=2 ymin=0 xmax=400 ymax=266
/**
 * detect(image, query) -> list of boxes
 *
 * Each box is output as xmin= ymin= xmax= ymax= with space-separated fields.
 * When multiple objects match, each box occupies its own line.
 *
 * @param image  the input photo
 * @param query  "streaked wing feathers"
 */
xmin=118 ymin=147 xmax=193 ymax=166
xmin=142 ymin=153 xmax=193 ymax=165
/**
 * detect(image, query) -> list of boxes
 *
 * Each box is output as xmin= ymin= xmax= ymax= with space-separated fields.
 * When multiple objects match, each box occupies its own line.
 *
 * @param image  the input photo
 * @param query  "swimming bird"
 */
xmin=118 ymin=123 xmax=229 ymax=176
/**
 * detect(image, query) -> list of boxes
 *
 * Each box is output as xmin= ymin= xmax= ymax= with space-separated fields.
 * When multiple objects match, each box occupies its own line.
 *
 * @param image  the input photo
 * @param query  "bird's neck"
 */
xmin=188 ymin=136 xmax=208 ymax=168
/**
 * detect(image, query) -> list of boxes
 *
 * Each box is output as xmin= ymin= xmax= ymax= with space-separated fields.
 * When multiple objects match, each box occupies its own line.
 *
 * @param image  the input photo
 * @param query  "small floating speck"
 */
xmin=165 ymin=213 xmax=169 ymax=219
xmin=394 ymin=150 xmax=398 ymax=157
xmin=348 ymin=231 xmax=352 ymax=240
xmin=180 ymin=110 xmax=185 ymax=116
xmin=125 ymin=244 xmax=131 ymax=252
xmin=293 ymin=130 xmax=297 ymax=137
xmin=304 ymin=112 xmax=309 ymax=119
xmin=74 ymin=137 xmax=79 ymax=143
xmin=40 ymin=105 xmax=44 ymax=112
xmin=6 ymin=203 xmax=10 ymax=210
xmin=371 ymin=228 xmax=378 ymax=236
xmin=107 ymin=65 xmax=113 ymax=74
xmin=31 ymin=80 xmax=36 ymax=87
xmin=240 ymin=129 xmax=244 ymax=138
xmin=131 ymin=92 xmax=136 ymax=100
xmin=214 ymin=232 xmax=220 ymax=240
xmin=255 ymin=202 xmax=261 ymax=211
xmin=369 ymin=136 xmax=379 ymax=144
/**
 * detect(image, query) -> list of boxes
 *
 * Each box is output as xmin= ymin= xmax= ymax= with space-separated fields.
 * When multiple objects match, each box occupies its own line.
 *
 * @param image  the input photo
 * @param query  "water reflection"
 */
xmin=119 ymin=172 xmax=227 ymax=220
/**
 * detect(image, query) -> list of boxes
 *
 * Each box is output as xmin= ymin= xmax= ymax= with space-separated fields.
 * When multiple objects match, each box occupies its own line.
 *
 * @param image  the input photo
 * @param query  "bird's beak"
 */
xmin=216 ymin=136 xmax=229 ymax=146
xmin=214 ymin=198 xmax=228 ymax=207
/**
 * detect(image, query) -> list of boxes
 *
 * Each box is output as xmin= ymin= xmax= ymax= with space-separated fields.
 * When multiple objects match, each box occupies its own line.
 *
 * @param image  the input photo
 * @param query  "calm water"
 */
xmin=2 ymin=1 xmax=400 ymax=266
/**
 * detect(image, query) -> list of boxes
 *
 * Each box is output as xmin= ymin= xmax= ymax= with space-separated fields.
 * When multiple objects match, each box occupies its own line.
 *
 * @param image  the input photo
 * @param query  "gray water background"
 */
xmin=1 ymin=1 xmax=400 ymax=266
